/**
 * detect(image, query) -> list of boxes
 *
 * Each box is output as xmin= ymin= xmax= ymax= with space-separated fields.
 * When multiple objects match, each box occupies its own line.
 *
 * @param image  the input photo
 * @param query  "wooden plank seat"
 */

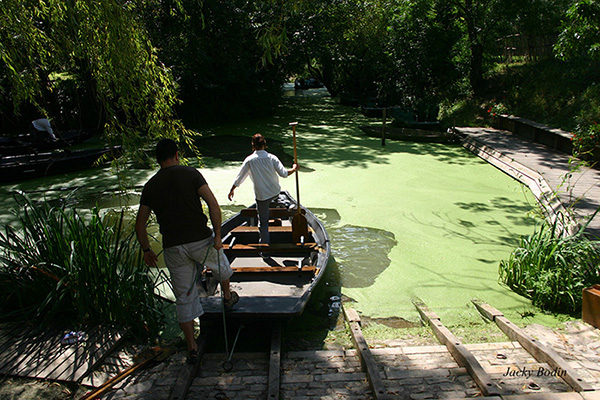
xmin=223 ymin=243 xmax=319 ymax=253
xmin=230 ymin=225 xmax=314 ymax=233
xmin=240 ymin=208 xmax=305 ymax=218
xmin=230 ymin=265 xmax=317 ymax=273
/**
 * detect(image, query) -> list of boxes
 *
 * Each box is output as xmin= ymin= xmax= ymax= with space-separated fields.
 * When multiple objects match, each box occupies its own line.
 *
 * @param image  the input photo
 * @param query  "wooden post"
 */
xmin=381 ymin=108 xmax=387 ymax=146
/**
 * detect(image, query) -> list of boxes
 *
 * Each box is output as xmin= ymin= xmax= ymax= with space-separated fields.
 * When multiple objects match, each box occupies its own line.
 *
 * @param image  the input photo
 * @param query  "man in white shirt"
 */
xmin=228 ymin=134 xmax=298 ymax=244
xmin=30 ymin=118 xmax=58 ymax=142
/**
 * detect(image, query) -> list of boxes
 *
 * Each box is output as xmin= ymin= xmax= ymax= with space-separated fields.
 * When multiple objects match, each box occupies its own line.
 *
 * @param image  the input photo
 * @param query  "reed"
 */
xmin=0 ymin=191 xmax=166 ymax=339
xmin=499 ymin=216 xmax=600 ymax=315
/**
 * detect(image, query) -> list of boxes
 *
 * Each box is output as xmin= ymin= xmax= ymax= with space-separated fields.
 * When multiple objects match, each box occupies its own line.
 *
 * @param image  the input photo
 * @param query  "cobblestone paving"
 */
xmin=94 ymin=326 xmax=600 ymax=399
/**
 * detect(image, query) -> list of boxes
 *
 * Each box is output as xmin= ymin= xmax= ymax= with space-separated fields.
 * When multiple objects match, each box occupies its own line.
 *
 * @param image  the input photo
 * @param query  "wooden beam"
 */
xmin=343 ymin=307 xmax=390 ymax=400
xmin=267 ymin=322 xmax=281 ymax=400
xmin=414 ymin=300 xmax=500 ymax=397
xmin=240 ymin=208 xmax=305 ymax=218
xmin=471 ymin=299 xmax=504 ymax=321
xmin=224 ymin=243 xmax=318 ymax=253
xmin=231 ymin=225 xmax=314 ymax=233
xmin=230 ymin=265 xmax=316 ymax=273
xmin=471 ymin=300 xmax=594 ymax=393
xmin=169 ymin=331 xmax=210 ymax=400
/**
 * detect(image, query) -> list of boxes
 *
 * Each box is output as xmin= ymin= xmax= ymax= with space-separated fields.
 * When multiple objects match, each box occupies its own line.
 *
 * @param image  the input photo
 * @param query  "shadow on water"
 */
xmin=193 ymin=89 xmax=482 ymax=169
xmin=192 ymin=134 xmax=295 ymax=167
xmin=277 ymin=207 xmax=398 ymax=350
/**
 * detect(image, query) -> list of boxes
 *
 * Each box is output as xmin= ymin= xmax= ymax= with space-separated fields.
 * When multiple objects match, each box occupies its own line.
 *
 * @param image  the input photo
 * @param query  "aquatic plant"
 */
xmin=0 ymin=192 xmax=166 ymax=339
xmin=499 ymin=215 xmax=600 ymax=315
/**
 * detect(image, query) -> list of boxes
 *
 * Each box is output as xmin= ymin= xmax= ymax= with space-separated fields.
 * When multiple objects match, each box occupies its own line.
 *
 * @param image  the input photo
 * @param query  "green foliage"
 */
xmin=0 ymin=0 xmax=192 ymax=162
xmin=572 ymin=122 xmax=600 ymax=156
xmin=485 ymin=58 xmax=600 ymax=131
xmin=0 ymin=192 xmax=166 ymax=339
xmin=486 ymin=99 xmax=509 ymax=117
xmin=143 ymin=0 xmax=288 ymax=123
xmin=555 ymin=0 xmax=600 ymax=61
xmin=499 ymin=219 xmax=600 ymax=315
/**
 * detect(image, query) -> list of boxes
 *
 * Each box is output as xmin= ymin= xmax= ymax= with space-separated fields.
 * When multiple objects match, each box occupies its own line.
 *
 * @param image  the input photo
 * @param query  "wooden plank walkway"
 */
xmin=0 ymin=323 xmax=125 ymax=383
xmin=456 ymin=127 xmax=600 ymax=237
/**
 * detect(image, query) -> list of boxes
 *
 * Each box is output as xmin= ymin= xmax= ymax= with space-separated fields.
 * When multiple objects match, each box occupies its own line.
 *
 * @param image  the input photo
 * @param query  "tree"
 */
xmin=555 ymin=0 xmax=600 ymax=61
xmin=0 ymin=0 xmax=191 ymax=163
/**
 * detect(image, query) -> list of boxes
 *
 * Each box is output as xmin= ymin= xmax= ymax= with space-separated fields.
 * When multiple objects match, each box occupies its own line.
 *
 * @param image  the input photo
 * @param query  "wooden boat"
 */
xmin=0 ymin=146 xmax=121 ymax=183
xmin=360 ymin=124 xmax=457 ymax=144
xmin=0 ymin=129 xmax=95 ymax=156
xmin=199 ymin=191 xmax=331 ymax=319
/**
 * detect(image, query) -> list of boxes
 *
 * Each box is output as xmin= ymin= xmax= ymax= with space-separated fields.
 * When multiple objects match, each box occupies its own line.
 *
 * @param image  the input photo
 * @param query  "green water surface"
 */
xmin=0 ymin=88 xmax=562 ymax=331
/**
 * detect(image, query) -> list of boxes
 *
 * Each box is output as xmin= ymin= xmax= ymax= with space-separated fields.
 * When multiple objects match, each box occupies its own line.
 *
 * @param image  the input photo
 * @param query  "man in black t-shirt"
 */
xmin=136 ymin=139 xmax=238 ymax=364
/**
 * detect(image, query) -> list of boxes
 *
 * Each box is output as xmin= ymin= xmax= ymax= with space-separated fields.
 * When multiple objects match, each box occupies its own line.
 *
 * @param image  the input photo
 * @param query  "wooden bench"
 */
xmin=230 ymin=225 xmax=313 ymax=233
xmin=230 ymin=265 xmax=317 ymax=273
xmin=223 ymin=243 xmax=318 ymax=254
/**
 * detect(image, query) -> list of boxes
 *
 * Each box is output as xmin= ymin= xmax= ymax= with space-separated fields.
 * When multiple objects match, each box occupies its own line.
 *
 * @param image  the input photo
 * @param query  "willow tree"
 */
xmin=0 ymin=0 xmax=193 ymax=163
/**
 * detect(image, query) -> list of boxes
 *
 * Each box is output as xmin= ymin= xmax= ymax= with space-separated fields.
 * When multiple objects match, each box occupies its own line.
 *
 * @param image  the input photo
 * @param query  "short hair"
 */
xmin=156 ymin=139 xmax=178 ymax=163
xmin=252 ymin=133 xmax=267 ymax=149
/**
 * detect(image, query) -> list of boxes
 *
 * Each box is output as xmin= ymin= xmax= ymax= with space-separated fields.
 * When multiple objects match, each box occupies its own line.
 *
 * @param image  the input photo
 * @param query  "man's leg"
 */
xmin=256 ymin=198 xmax=271 ymax=244
xmin=221 ymin=279 xmax=232 ymax=299
xmin=164 ymin=245 xmax=204 ymax=356
xmin=180 ymin=320 xmax=197 ymax=352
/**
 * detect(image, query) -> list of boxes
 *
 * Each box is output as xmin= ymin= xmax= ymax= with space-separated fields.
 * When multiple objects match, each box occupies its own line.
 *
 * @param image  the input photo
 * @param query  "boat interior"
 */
xmin=199 ymin=205 xmax=326 ymax=318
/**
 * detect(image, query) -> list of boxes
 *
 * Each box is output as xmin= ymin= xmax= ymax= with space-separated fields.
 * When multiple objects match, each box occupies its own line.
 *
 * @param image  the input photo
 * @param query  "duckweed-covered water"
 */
xmin=0 ymin=87 xmax=562 ymax=330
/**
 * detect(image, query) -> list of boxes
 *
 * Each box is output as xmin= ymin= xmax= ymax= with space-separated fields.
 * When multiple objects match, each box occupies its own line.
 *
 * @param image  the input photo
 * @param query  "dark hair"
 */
xmin=252 ymin=133 xmax=267 ymax=149
xmin=156 ymin=139 xmax=178 ymax=162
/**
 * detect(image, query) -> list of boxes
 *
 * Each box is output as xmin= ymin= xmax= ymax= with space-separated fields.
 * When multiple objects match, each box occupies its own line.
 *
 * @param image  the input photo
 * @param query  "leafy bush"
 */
xmin=0 ymin=192 xmax=166 ymax=339
xmin=499 ymin=218 xmax=600 ymax=315
xmin=572 ymin=122 xmax=600 ymax=156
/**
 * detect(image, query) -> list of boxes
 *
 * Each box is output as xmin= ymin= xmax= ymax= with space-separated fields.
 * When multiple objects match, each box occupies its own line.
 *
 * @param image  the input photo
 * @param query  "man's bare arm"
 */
xmin=198 ymin=184 xmax=223 ymax=249
xmin=135 ymin=204 xmax=158 ymax=267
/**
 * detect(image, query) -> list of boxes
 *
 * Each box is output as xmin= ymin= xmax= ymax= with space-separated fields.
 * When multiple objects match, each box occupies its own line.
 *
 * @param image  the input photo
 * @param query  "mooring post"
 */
xmin=381 ymin=107 xmax=387 ymax=146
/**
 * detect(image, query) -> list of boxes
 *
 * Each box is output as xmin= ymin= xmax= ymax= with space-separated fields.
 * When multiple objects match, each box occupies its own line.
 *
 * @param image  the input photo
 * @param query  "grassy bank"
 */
xmin=441 ymin=58 xmax=600 ymax=132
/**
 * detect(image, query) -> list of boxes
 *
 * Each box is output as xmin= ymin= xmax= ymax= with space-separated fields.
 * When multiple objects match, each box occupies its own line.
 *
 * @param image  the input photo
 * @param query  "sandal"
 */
xmin=187 ymin=349 xmax=199 ymax=365
xmin=224 ymin=291 xmax=239 ymax=310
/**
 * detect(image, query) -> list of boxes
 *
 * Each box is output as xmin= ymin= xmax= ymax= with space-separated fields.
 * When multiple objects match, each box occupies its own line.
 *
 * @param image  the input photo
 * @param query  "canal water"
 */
xmin=0 ymin=86 xmax=562 ymax=338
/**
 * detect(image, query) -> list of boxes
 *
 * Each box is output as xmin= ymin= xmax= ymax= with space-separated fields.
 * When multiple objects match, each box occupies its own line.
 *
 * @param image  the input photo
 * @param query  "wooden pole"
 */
xmin=381 ymin=108 xmax=387 ymax=146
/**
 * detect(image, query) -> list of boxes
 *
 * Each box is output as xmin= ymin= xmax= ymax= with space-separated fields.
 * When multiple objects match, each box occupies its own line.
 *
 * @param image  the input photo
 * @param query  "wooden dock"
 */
xmin=456 ymin=126 xmax=600 ymax=237
xmin=0 ymin=323 xmax=125 ymax=383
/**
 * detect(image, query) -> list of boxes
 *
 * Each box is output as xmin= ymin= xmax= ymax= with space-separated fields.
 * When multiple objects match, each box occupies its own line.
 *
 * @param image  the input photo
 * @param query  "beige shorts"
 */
xmin=163 ymin=236 xmax=233 ymax=323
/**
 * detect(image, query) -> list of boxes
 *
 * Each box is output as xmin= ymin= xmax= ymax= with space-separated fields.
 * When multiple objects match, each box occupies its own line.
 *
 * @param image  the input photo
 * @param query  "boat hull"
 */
xmin=199 ymin=191 xmax=330 ymax=320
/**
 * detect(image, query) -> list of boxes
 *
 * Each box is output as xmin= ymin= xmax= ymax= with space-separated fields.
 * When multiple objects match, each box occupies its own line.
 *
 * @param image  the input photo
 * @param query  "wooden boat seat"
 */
xmin=230 ymin=225 xmax=314 ymax=233
xmin=223 ymin=243 xmax=318 ymax=254
xmin=240 ymin=208 xmax=305 ymax=218
xmin=230 ymin=265 xmax=317 ymax=273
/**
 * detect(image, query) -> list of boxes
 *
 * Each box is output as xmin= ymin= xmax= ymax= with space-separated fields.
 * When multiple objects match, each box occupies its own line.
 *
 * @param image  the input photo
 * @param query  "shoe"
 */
xmin=187 ymin=349 xmax=198 ymax=365
xmin=224 ymin=291 xmax=239 ymax=310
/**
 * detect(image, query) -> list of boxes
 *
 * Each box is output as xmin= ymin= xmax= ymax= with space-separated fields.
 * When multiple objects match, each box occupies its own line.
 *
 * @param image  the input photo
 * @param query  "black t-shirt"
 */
xmin=140 ymin=165 xmax=213 ymax=248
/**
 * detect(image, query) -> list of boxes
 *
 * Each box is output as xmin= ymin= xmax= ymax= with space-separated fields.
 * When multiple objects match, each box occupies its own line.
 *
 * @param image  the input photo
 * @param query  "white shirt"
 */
xmin=32 ymin=118 xmax=57 ymax=140
xmin=233 ymin=150 xmax=289 ymax=201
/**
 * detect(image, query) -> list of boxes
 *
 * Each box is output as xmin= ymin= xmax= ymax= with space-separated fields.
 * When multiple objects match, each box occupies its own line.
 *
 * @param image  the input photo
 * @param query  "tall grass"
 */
xmin=0 ymin=191 xmax=166 ymax=339
xmin=499 ymin=216 xmax=600 ymax=315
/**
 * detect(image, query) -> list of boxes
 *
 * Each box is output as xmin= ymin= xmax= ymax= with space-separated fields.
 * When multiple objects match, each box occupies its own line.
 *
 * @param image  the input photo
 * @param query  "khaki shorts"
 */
xmin=164 ymin=236 xmax=233 ymax=323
